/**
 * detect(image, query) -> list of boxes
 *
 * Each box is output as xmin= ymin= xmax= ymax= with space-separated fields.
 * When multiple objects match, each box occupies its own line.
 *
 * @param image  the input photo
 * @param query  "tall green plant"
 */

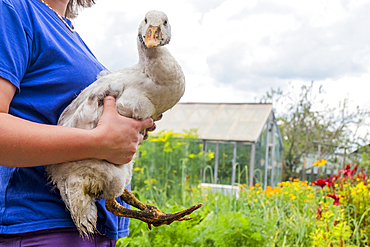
xmin=132 ymin=130 xmax=207 ymax=207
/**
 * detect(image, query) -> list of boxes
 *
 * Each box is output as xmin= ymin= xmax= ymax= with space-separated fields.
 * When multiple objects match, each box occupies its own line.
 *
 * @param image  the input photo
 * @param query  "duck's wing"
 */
xmin=58 ymin=86 xmax=103 ymax=129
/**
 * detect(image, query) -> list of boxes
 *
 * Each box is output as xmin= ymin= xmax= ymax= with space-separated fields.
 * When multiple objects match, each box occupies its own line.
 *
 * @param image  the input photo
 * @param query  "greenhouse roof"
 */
xmin=154 ymin=103 xmax=274 ymax=142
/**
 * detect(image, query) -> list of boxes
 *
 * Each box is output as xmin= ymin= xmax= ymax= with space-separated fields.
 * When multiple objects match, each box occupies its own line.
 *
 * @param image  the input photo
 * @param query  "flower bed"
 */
xmin=117 ymin=162 xmax=370 ymax=246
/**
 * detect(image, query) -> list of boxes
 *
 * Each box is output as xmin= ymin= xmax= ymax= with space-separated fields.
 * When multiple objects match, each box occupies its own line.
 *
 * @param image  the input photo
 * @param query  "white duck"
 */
xmin=46 ymin=10 xmax=202 ymax=238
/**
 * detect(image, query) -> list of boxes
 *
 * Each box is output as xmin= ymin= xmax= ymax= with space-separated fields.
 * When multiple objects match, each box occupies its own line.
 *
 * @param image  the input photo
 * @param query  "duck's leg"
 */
xmin=105 ymin=188 xmax=202 ymax=230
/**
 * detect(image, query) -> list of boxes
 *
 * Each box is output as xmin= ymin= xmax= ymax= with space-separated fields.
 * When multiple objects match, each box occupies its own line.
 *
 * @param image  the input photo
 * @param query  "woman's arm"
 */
xmin=0 ymin=77 xmax=153 ymax=167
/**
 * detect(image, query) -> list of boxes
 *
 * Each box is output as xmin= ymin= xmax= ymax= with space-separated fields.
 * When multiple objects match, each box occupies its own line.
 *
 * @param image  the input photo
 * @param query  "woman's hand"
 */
xmin=143 ymin=113 xmax=162 ymax=140
xmin=92 ymin=96 xmax=153 ymax=165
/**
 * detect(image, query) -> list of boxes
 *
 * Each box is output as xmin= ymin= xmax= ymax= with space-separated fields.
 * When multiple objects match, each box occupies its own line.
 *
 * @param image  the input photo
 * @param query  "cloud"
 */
xmin=182 ymin=0 xmax=370 ymax=100
xmin=252 ymin=15 xmax=370 ymax=80
xmin=74 ymin=0 xmax=370 ymax=110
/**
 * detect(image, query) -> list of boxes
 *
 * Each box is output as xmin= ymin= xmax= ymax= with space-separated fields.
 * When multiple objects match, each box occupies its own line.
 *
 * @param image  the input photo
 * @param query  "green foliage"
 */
xmin=117 ymin=192 xmax=276 ymax=247
xmin=193 ymin=211 xmax=269 ymax=247
xmin=116 ymin=181 xmax=320 ymax=247
xmin=359 ymin=152 xmax=370 ymax=169
xmin=116 ymin=131 xmax=370 ymax=247
xmin=117 ymin=131 xmax=317 ymax=247
xmin=311 ymin=207 xmax=355 ymax=247
xmin=133 ymin=130 xmax=205 ymax=207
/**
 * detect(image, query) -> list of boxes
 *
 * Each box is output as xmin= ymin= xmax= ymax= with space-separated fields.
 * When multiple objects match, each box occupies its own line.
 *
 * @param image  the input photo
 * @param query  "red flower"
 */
xmin=313 ymin=179 xmax=327 ymax=188
xmin=350 ymin=163 xmax=358 ymax=179
xmin=325 ymin=177 xmax=335 ymax=189
xmin=333 ymin=173 xmax=341 ymax=182
xmin=326 ymin=194 xmax=341 ymax=206
xmin=339 ymin=164 xmax=352 ymax=179
xmin=313 ymin=177 xmax=333 ymax=189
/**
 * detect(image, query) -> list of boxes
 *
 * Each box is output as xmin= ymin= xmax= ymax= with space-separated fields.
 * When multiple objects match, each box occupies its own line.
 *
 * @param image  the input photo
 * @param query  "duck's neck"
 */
xmin=137 ymin=40 xmax=161 ymax=64
xmin=137 ymin=36 xmax=174 ymax=84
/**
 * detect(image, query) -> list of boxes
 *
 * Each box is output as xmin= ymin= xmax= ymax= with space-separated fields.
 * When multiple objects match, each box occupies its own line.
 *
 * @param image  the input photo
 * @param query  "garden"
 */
xmin=116 ymin=131 xmax=370 ymax=247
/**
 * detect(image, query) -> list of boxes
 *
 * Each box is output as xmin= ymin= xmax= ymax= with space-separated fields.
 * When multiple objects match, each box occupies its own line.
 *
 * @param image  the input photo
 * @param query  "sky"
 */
xmin=73 ymin=0 xmax=370 ymax=117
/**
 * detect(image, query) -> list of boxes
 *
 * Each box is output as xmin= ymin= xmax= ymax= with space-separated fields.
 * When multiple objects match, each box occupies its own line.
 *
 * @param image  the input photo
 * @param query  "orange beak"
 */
xmin=145 ymin=25 xmax=162 ymax=48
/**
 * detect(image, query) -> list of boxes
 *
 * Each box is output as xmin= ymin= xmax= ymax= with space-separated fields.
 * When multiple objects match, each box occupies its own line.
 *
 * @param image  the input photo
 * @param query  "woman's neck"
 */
xmin=42 ymin=0 xmax=69 ymax=17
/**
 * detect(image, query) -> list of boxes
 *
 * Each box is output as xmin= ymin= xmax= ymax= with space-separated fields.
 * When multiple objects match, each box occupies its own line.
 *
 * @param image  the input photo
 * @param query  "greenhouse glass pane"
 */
xmin=266 ymin=168 xmax=272 ymax=187
xmin=271 ymin=124 xmax=283 ymax=185
xmin=236 ymin=143 xmax=251 ymax=185
xmin=217 ymin=143 xmax=234 ymax=185
xmin=267 ymin=146 xmax=273 ymax=186
xmin=204 ymin=142 xmax=217 ymax=184
xmin=254 ymin=124 xmax=266 ymax=186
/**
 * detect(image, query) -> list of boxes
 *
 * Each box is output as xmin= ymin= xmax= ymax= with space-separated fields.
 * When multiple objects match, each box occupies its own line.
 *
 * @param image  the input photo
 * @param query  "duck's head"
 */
xmin=138 ymin=10 xmax=171 ymax=49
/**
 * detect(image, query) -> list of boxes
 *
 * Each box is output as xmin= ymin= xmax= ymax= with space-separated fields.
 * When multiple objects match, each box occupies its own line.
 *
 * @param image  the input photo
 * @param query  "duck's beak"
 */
xmin=145 ymin=25 xmax=161 ymax=48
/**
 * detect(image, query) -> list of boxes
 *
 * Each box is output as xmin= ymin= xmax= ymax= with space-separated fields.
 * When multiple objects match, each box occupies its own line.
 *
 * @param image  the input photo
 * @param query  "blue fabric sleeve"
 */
xmin=0 ymin=0 xmax=31 ymax=92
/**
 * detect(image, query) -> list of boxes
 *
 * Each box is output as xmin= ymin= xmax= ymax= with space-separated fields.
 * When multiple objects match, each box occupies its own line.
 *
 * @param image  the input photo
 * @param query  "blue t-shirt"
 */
xmin=0 ymin=0 xmax=130 ymax=239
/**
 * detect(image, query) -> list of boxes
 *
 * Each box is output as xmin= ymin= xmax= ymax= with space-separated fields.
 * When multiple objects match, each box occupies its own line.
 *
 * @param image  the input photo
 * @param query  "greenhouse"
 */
xmin=155 ymin=103 xmax=284 ymax=189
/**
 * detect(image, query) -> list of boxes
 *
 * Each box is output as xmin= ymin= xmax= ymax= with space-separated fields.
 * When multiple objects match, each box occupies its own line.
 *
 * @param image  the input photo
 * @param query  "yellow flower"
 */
xmin=313 ymin=159 xmax=327 ymax=167
xmin=289 ymin=177 xmax=293 ymax=181
xmin=318 ymin=159 xmax=327 ymax=166
xmin=255 ymin=199 xmax=258 ymax=202
xmin=255 ymin=183 xmax=260 ymax=187
xmin=304 ymin=199 xmax=308 ymax=202
xmin=249 ymin=194 xmax=252 ymax=198
xmin=292 ymin=196 xmax=297 ymax=200
xmin=248 ymin=200 xmax=251 ymax=203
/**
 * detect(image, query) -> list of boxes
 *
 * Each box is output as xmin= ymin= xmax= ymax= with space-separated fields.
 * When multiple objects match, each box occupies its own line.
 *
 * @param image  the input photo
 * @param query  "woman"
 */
xmin=0 ymin=0 xmax=154 ymax=245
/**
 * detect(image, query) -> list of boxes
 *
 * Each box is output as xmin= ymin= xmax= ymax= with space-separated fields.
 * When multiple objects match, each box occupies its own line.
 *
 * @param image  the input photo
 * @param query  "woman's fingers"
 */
xmin=155 ymin=114 xmax=163 ymax=121
xmin=93 ymin=97 xmax=151 ymax=164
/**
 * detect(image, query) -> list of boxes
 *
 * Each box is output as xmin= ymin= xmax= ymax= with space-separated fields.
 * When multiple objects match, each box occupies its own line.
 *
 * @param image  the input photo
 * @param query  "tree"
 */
xmin=261 ymin=82 xmax=370 ymax=179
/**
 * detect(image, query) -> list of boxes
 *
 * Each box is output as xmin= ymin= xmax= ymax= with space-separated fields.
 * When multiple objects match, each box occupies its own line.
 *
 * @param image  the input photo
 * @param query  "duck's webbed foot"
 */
xmin=105 ymin=188 xmax=203 ymax=230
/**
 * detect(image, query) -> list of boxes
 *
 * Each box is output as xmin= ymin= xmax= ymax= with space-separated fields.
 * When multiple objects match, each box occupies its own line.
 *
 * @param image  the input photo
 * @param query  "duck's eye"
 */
xmin=145 ymin=18 xmax=147 ymax=24
xmin=164 ymin=20 xmax=168 ymax=26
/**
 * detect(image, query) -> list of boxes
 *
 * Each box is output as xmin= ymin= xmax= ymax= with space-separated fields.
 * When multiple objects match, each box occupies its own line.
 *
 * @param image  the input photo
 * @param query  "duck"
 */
xmin=46 ymin=10 xmax=202 ymax=238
